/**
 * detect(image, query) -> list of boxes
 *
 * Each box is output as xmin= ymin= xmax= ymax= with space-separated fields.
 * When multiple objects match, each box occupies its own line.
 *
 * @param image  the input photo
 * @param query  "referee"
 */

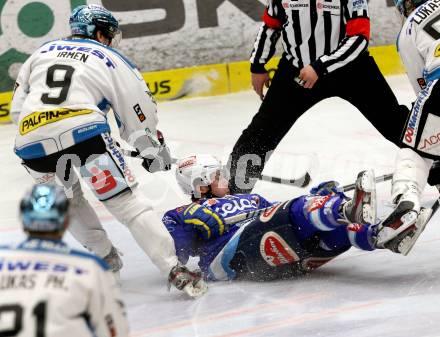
xmin=227 ymin=0 xmax=409 ymax=193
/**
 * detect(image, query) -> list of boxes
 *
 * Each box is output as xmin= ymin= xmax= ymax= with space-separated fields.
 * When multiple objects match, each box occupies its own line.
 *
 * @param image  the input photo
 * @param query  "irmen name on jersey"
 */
xmin=412 ymin=0 xmax=440 ymax=24
xmin=41 ymin=44 xmax=115 ymax=68
xmin=57 ymin=51 xmax=89 ymax=63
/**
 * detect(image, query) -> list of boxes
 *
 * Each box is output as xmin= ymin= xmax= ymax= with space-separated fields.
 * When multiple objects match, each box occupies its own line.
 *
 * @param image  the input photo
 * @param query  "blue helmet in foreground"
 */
xmin=69 ymin=4 xmax=121 ymax=46
xmin=394 ymin=0 xmax=428 ymax=17
xmin=20 ymin=184 xmax=69 ymax=233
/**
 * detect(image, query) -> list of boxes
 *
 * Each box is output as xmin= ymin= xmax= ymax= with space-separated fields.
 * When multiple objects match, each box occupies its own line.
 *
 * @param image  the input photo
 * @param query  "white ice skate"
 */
xmin=341 ymin=170 xmax=376 ymax=225
xmin=104 ymin=246 xmax=123 ymax=284
xmin=380 ymin=207 xmax=432 ymax=255
xmin=376 ymin=184 xmax=423 ymax=253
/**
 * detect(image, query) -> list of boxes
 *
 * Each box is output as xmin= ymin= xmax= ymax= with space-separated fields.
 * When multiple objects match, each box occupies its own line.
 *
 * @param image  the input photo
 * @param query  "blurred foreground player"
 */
xmin=162 ymin=155 xmax=415 ymax=282
xmin=0 ymin=184 xmax=129 ymax=337
xmin=9 ymin=4 xmax=206 ymax=298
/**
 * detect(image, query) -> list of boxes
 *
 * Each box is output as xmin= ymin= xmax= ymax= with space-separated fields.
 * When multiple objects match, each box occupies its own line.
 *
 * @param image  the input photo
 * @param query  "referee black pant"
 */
xmin=228 ymin=53 xmax=409 ymax=193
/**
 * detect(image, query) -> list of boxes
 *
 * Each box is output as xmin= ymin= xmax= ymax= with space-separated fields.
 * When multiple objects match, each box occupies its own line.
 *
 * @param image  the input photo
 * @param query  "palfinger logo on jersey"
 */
xmin=90 ymin=166 xmax=117 ymax=195
xmin=260 ymin=232 xmax=299 ymax=267
xmin=19 ymin=108 xmax=93 ymax=135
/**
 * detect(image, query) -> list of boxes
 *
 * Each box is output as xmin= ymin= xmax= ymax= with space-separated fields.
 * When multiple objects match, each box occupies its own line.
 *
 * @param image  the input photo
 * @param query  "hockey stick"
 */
xmin=120 ymin=147 xmax=312 ymax=188
xmin=223 ymin=172 xmax=393 ymax=225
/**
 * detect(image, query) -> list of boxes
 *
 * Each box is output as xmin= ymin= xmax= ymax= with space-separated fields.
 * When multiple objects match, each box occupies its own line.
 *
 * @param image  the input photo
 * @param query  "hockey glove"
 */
xmin=168 ymin=263 xmax=208 ymax=298
xmin=310 ymin=181 xmax=343 ymax=196
xmin=183 ymin=203 xmax=227 ymax=240
xmin=140 ymin=130 xmax=172 ymax=172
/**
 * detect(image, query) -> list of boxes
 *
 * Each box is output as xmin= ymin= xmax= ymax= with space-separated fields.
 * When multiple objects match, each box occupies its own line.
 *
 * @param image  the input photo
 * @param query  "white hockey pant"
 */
xmin=391 ymin=148 xmax=433 ymax=207
xmin=102 ymin=190 xmax=178 ymax=275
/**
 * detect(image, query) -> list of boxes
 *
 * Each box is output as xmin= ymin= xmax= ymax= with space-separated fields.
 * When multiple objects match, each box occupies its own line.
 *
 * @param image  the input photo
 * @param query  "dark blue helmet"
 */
xmin=394 ymin=0 xmax=427 ymax=17
xmin=20 ymin=184 xmax=69 ymax=233
xmin=69 ymin=4 xmax=121 ymax=45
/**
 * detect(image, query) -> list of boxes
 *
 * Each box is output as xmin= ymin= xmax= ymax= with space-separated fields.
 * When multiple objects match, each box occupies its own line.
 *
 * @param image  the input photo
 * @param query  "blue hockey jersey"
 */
xmin=162 ymin=194 xmax=274 ymax=272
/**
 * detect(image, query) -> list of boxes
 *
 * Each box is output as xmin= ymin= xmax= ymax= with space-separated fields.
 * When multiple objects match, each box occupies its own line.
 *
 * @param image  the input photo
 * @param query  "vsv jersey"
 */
xmin=162 ymin=194 xmax=274 ymax=272
xmin=398 ymin=0 xmax=440 ymax=93
xmin=0 ymin=239 xmax=128 ymax=337
xmin=11 ymin=38 xmax=159 ymax=160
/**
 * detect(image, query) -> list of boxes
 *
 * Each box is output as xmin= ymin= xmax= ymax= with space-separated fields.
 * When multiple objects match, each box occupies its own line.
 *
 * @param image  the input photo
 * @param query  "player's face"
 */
xmin=209 ymin=170 xmax=230 ymax=197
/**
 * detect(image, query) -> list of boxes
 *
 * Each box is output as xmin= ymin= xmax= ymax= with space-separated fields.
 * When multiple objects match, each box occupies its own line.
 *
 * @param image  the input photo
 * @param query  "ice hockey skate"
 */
xmin=376 ymin=183 xmax=424 ymax=254
xmin=379 ymin=207 xmax=432 ymax=255
xmin=341 ymin=170 xmax=376 ymax=226
xmin=104 ymin=246 xmax=123 ymax=283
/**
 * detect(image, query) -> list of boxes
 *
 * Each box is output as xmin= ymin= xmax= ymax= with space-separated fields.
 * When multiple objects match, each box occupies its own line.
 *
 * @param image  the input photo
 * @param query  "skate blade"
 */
xmin=399 ymin=208 xmax=432 ymax=256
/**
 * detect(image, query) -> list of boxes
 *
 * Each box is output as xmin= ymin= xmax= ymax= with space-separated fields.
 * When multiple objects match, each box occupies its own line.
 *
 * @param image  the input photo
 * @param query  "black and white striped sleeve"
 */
xmin=311 ymin=0 xmax=370 ymax=76
xmin=250 ymin=0 xmax=284 ymax=73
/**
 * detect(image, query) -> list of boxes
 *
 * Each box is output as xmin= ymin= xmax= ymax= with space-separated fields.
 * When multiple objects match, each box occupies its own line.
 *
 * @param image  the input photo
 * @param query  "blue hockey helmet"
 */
xmin=69 ymin=4 xmax=121 ymax=46
xmin=394 ymin=0 xmax=427 ymax=17
xmin=20 ymin=184 xmax=69 ymax=233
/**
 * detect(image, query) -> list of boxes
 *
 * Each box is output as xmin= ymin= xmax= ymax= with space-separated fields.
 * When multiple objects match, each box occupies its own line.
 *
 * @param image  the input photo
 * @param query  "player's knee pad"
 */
xmin=392 ymin=148 xmax=432 ymax=202
xmin=79 ymin=134 xmax=137 ymax=201
xmin=303 ymin=194 xmax=345 ymax=231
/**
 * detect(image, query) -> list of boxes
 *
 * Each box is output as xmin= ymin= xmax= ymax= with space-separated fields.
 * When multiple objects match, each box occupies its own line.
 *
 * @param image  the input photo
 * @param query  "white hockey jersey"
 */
xmin=0 ymin=238 xmax=128 ymax=337
xmin=11 ymin=38 xmax=160 ymax=160
xmin=397 ymin=0 xmax=440 ymax=94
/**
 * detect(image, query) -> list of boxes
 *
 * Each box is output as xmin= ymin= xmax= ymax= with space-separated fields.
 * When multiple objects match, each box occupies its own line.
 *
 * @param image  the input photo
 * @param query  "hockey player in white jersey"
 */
xmin=374 ymin=0 xmax=440 ymax=255
xmin=0 ymin=184 xmax=128 ymax=337
xmin=10 ymin=4 xmax=206 ymax=298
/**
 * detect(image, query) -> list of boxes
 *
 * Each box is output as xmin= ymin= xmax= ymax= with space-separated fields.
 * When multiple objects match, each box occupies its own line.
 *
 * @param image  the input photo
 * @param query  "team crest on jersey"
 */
xmin=260 ymin=232 xmax=299 ymax=267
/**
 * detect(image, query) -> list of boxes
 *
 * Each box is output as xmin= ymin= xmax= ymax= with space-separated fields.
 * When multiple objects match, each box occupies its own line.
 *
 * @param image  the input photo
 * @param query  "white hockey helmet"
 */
xmin=175 ymin=154 xmax=222 ymax=196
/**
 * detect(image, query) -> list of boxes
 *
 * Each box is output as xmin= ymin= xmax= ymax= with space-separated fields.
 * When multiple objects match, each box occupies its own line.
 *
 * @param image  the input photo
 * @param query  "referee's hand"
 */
xmin=298 ymin=65 xmax=318 ymax=89
xmin=251 ymin=72 xmax=270 ymax=100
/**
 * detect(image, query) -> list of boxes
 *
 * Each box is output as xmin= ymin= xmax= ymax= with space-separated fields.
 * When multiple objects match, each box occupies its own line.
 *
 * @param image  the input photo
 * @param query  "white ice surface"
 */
xmin=1 ymin=74 xmax=440 ymax=337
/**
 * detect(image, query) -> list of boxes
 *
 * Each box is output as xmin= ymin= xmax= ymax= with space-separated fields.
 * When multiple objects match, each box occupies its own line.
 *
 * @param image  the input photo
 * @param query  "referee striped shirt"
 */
xmin=250 ymin=0 xmax=370 ymax=76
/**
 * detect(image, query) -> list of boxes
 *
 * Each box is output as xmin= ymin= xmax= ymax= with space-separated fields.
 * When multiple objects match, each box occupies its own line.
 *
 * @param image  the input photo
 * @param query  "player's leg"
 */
xmin=291 ymin=170 xmax=376 ymax=236
xmin=336 ymin=53 xmax=409 ymax=146
xmin=22 ymin=151 xmax=120 ymax=271
xmin=227 ymin=58 xmax=323 ymax=194
xmin=376 ymin=80 xmax=440 ymax=254
xmin=290 ymin=170 xmax=377 ymax=252
xmin=76 ymin=133 xmax=179 ymax=276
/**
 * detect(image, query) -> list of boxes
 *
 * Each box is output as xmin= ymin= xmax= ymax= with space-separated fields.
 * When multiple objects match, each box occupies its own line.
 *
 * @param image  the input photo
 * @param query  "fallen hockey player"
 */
xmin=162 ymin=155 xmax=423 ymax=281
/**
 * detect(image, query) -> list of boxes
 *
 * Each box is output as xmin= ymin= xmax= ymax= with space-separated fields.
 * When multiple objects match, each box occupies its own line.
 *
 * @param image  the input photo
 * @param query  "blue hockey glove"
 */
xmin=183 ymin=203 xmax=227 ymax=240
xmin=310 ymin=181 xmax=343 ymax=196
